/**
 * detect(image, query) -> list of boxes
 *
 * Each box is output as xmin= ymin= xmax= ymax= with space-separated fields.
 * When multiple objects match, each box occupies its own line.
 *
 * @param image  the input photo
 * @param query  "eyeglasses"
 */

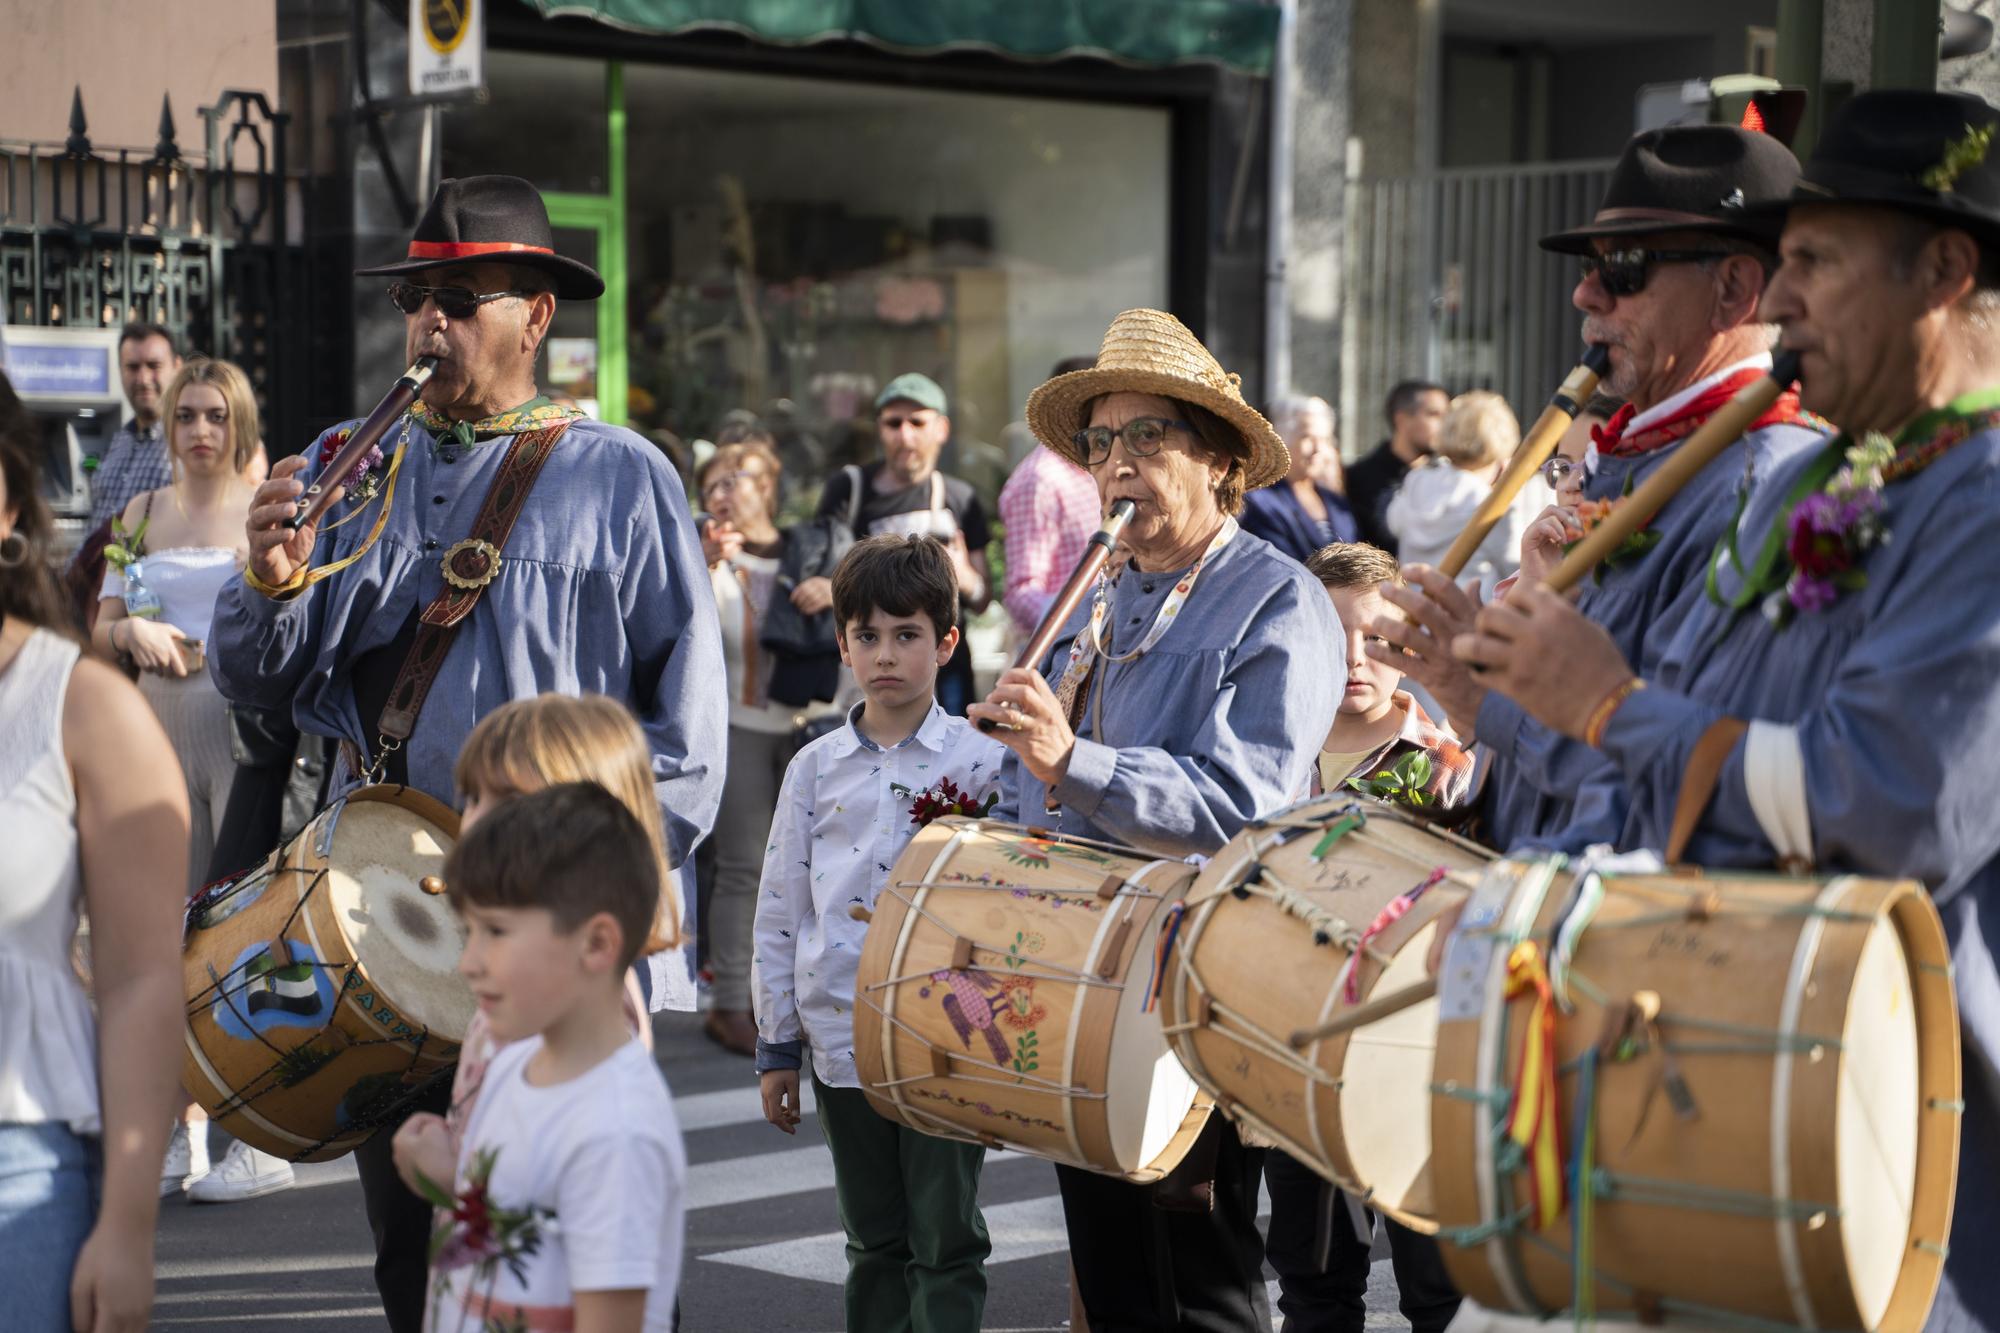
xmin=1576 ymin=248 xmax=1734 ymax=298
xmin=386 ymin=282 xmax=535 ymax=319
xmin=1073 ymin=417 xmax=1195 ymax=468
xmin=700 ymin=470 xmax=756 ymax=499
xmin=1538 ymin=457 xmax=1577 ymax=488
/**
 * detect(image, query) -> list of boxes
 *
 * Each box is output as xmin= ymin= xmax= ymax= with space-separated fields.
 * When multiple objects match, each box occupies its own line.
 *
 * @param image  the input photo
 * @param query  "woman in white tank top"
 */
xmin=0 ymin=382 xmax=188 ymax=1331
xmin=91 ymin=359 xmax=260 ymax=894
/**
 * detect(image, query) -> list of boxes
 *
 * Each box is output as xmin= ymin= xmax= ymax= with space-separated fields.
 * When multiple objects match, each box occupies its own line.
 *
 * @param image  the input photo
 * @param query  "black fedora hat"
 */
xmin=355 ymin=175 xmax=604 ymax=300
xmin=1540 ymin=124 xmax=1802 ymax=255
xmin=1755 ymin=90 xmax=2000 ymax=250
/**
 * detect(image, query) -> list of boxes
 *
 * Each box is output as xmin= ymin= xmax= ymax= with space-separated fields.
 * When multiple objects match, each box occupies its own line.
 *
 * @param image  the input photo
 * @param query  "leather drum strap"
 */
xmin=378 ymin=421 xmax=571 ymax=744
xmin=1665 ymin=716 xmax=1748 ymax=865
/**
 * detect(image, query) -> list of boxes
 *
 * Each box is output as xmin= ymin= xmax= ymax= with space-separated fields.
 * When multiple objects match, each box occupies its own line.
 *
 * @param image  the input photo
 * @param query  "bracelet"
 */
xmin=242 ymin=562 xmax=308 ymax=600
xmin=1584 ymin=676 xmax=1646 ymax=748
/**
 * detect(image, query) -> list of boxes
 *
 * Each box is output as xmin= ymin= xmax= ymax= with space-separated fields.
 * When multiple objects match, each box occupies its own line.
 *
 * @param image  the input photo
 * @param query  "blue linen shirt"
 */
xmin=1574 ymin=418 xmax=2000 ymax=1331
xmin=208 ymin=413 xmax=727 ymax=874
xmin=1476 ymin=418 xmax=1826 ymax=852
xmin=87 ymin=418 xmax=170 ymax=531
xmin=1237 ymin=481 xmax=1358 ymax=565
xmin=993 ymin=528 xmax=1343 ymax=860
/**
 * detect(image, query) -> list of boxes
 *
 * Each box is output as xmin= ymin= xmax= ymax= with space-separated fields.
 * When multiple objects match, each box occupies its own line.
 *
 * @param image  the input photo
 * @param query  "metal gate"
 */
xmin=0 ymin=88 xmax=313 ymax=451
xmin=1339 ymin=157 xmax=1616 ymax=446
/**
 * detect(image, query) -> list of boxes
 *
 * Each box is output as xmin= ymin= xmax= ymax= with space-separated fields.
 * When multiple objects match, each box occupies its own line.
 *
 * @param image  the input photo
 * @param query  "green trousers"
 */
xmin=813 ymin=1075 xmax=991 ymax=1333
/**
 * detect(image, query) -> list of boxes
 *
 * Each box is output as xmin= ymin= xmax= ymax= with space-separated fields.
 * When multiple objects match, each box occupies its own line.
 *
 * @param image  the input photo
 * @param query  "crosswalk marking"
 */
xmin=704 ymin=1193 xmax=1071 ymax=1284
xmin=675 ymin=1080 xmax=817 ymax=1133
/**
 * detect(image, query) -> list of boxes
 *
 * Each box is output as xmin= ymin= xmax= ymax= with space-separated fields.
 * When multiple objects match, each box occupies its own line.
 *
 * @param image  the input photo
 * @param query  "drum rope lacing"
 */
xmin=851 ymin=989 xmax=1097 ymax=1099
xmin=187 ymin=853 xmax=453 ymax=1157
xmin=861 ymin=884 xmax=1138 ymax=992
xmin=1440 ymin=871 xmax=1886 ymax=1330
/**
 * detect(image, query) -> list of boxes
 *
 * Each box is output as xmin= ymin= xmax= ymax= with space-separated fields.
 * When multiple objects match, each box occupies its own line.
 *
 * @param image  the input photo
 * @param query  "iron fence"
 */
xmin=1339 ymin=157 xmax=1616 ymax=449
xmin=0 ymin=87 xmax=315 ymax=451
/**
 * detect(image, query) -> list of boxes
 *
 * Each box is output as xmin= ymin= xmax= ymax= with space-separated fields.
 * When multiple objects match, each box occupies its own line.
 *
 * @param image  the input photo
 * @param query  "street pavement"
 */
xmin=155 ymin=1011 xmax=1412 ymax=1331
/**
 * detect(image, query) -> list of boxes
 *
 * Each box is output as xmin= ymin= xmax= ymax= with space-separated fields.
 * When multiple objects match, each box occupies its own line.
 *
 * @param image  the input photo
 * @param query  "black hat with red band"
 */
xmin=354 ymin=174 xmax=604 ymax=301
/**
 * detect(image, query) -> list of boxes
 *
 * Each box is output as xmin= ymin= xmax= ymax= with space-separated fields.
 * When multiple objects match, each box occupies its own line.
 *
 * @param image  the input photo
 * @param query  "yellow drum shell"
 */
xmin=1159 ymin=798 xmax=1486 ymax=1229
xmin=853 ymin=817 xmax=1210 ymax=1182
xmin=1431 ymin=862 xmax=1961 ymax=1330
xmin=182 ymin=786 xmax=469 ymax=1163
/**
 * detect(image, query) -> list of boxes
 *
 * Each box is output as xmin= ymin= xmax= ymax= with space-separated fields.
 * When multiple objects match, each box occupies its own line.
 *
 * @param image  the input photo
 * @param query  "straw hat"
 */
xmin=1025 ymin=309 xmax=1289 ymax=491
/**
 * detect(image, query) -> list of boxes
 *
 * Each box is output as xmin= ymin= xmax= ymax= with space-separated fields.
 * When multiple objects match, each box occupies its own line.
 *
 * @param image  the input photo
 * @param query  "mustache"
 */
xmin=1579 ymin=318 xmax=1622 ymax=347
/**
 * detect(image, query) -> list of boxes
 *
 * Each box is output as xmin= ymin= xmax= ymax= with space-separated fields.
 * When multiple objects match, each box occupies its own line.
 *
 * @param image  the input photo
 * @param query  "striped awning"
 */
xmin=523 ymin=0 xmax=1281 ymax=75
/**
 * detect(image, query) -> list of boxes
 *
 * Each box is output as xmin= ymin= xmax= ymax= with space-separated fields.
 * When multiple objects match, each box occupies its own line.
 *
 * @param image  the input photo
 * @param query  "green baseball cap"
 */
xmin=874 ymin=372 xmax=948 ymax=416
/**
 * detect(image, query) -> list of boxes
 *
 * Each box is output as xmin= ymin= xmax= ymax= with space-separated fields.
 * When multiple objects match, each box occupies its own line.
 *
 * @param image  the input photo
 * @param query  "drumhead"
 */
xmin=322 ymin=796 xmax=472 ymax=1040
xmin=1338 ymin=915 xmax=1443 ymax=1221
xmin=1836 ymin=914 xmax=1920 ymax=1329
xmin=1104 ymin=893 xmax=1201 ymax=1173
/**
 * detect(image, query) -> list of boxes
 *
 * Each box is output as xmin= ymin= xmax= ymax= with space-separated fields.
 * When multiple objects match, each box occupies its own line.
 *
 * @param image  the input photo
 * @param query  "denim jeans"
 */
xmin=0 ymin=1121 xmax=101 ymax=1331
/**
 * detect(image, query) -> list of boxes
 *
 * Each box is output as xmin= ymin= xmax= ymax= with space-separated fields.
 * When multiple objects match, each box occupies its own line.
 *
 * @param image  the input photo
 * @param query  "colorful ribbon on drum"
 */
xmin=1336 ymin=866 xmax=1449 ymax=1004
xmin=1505 ymin=939 xmax=1567 ymax=1232
xmin=1142 ymin=902 xmax=1187 ymax=1014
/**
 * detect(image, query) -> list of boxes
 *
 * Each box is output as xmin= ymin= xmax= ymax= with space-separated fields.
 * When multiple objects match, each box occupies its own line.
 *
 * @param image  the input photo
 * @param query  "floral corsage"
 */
xmin=317 ymin=426 xmax=387 ymax=504
xmin=417 ymin=1150 xmax=552 ymax=1305
xmin=1563 ymin=474 xmax=1662 ymax=578
xmin=891 ymin=776 xmax=998 ymax=828
xmin=103 ymin=514 xmax=149 ymax=572
xmin=1768 ymin=432 xmax=1892 ymax=624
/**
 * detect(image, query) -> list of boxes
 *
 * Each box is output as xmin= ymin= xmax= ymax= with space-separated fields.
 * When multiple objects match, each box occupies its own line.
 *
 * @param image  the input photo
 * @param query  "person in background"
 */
xmin=1240 ymin=394 xmax=1357 ymax=563
xmin=1343 ymin=379 xmax=1446 ymax=553
xmin=88 ymin=324 xmax=182 ymax=534
xmin=0 ymin=371 xmax=187 ymax=1333
xmin=91 ymin=359 xmax=260 ymax=894
xmin=1386 ymin=390 xmax=1547 ymax=597
xmin=797 ymin=373 xmax=992 ymax=714
xmin=695 ymin=438 xmax=838 ymax=1056
xmin=88 ymin=358 xmax=282 ymax=1206
xmin=998 ymin=357 xmax=1103 ymax=642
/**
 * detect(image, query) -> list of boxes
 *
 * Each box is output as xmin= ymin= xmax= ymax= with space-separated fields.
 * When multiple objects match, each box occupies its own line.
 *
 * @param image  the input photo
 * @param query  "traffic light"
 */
xmin=1707 ymin=75 xmax=1808 ymax=148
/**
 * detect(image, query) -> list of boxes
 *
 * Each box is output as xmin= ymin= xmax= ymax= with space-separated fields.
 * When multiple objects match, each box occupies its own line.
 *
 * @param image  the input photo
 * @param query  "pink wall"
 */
xmin=0 ymin=0 xmax=277 ymax=149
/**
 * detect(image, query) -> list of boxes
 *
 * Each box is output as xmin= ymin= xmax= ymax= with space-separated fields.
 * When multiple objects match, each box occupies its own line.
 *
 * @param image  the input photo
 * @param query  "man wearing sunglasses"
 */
xmin=209 ymin=175 xmax=725 ymax=1332
xmin=1368 ymin=123 xmax=1828 ymax=855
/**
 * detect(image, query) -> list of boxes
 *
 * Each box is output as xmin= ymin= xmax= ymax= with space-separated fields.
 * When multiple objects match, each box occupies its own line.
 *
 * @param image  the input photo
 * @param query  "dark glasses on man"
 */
xmin=386 ymin=281 xmax=535 ymax=319
xmin=1576 ymin=249 xmax=1733 ymax=298
xmin=1073 ymin=417 xmax=1195 ymax=467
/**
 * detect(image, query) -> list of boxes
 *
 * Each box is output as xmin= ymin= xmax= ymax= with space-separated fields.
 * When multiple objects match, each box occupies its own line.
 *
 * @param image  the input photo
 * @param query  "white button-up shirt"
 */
xmin=752 ymin=700 xmax=1007 ymax=1087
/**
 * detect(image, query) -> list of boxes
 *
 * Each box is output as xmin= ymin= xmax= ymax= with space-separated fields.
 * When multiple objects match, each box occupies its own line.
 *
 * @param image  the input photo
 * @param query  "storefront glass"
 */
xmin=448 ymin=51 xmax=1170 ymax=513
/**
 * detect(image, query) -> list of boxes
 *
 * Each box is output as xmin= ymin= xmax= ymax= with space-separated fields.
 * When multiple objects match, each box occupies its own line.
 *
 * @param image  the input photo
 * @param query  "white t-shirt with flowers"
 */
xmin=425 ymin=1036 xmax=686 ymax=1333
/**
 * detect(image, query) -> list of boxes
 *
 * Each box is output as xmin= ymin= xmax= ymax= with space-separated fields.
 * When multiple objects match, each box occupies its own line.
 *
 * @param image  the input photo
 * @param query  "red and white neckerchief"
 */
xmin=1587 ymin=355 xmax=1803 ymax=467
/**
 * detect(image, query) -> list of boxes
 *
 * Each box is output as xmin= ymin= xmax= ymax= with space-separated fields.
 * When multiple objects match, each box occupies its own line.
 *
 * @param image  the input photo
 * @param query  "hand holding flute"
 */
xmin=966 ymin=499 xmax=1137 ymax=786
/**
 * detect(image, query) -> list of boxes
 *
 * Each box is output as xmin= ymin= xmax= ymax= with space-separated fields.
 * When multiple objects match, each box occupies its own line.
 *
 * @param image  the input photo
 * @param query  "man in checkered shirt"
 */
xmin=86 ymin=322 xmax=181 ymax=531
xmin=997 ymin=355 xmax=1102 ymax=640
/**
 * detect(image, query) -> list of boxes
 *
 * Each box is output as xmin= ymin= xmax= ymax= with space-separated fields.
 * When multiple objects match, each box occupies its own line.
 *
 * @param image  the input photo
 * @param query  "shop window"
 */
xmin=621 ymin=63 xmax=1170 ymax=514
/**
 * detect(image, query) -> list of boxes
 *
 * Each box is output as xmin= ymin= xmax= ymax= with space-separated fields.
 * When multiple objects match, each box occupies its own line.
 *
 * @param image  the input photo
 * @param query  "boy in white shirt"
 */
xmin=413 ymin=782 xmax=687 ymax=1333
xmin=753 ymin=534 xmax=1006 ymax=1332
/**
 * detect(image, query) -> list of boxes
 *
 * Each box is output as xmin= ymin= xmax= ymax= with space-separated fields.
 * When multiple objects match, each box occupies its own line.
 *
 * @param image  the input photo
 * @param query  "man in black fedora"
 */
xmin=1458 ymin=89 xmax=2000 ymax=1330
xmin=1367 ymin=123 xmax=1827 ymax=857
xmin=210 ymin=175 xmax=724 ymax=1328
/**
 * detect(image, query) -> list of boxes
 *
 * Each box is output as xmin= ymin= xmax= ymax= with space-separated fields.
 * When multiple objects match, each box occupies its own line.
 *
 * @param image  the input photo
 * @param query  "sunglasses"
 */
xmin=1073 ymin=417 xmax=1195 ymax=468
xmin=386 ymin=282 xmax=536 ymax=319
xmin=1576 ymin=248 xmax=1734 ymax=298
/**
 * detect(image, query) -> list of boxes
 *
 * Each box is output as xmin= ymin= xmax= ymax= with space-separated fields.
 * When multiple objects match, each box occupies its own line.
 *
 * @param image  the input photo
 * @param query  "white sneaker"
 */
xmin=185 ymin=1139 xmax=296 ymax=1204
xmin=159 ymin=1121 xmax=210 ymax=1197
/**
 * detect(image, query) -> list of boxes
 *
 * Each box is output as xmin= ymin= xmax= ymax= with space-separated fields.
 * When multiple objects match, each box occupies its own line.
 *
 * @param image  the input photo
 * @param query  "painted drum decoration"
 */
xmin=1156 ymin=797 xmax=1485 ymax=1230
xmin=853 ymin=817 xmax=1210 ymax=1181
xmin=1430 ymin=857 xmax=1961 ymax=1329
xmin=182 ymin=785 xmax=472 ymax=1162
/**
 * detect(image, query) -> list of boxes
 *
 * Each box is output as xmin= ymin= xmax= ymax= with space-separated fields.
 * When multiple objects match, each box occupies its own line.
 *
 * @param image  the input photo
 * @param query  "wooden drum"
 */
xmin=853 ymin=817 xmax=1210 ymax=1181
xmin=1157 ymin=797 xmax=1486 ymax=1228
xmin=1431 ymin=857 xmax=1961 ymax=1329
xmin=183 ymin=786 xmax=471 ymax=1162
